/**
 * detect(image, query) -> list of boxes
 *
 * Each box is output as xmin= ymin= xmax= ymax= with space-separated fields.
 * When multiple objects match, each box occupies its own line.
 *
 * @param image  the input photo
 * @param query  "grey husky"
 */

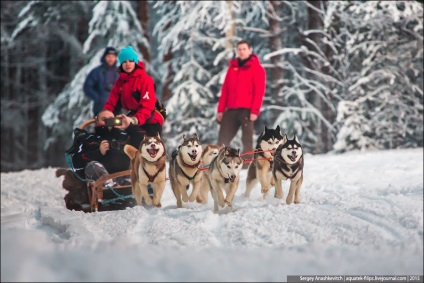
xmin=208 ymin=146 xmax=243 ymax=212
xmin=169 ymin=134 xmax=204 ymax=208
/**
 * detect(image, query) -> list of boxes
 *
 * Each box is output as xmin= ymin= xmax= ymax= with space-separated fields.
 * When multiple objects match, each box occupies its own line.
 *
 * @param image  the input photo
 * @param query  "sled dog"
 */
xmin=272 ymin=135 xmax=304 ymax=204
xmin=169 ymin=134 xmax=204 ymax=208
xmin=208 ymin=146 xmax=243 ymax=212
xmin=245 ymin=126 xmax=284 ymax=199
xmin=56 ymin=168 xmax=90 ymax=212
xmin=124 ymin=134 xmax=166 ymax=207
xmin=197 ymin=144 xmax=222 ymax=203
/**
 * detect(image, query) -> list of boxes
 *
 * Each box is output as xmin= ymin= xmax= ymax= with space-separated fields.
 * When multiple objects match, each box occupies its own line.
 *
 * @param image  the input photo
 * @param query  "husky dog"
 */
xmin=273 ymin=135 xmax=304 ymax=204
xmin=245 ymin=126 xmax=284 ymax=199
xmin=208 ymin=146 xmax=243 ymax=212
xmin=197 ymin=144 xmax=222 ymax=204
xmin=169 ymin=134 xmax=204 ymax=208
xmin=124 ymin=134 xmax=166 ymax=207
xmin=55 ymin=168 xmax=90 ymax=212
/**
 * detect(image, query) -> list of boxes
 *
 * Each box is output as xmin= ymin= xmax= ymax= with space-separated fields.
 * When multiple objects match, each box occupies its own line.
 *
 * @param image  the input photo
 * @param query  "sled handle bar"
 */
xmin=80 ymin=119 xmax=96 ymax=130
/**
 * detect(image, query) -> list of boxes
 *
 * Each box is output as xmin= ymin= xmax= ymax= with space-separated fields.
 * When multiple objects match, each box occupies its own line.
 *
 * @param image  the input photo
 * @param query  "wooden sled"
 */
xmin=80 ymin=119 xmax=136 ymax=212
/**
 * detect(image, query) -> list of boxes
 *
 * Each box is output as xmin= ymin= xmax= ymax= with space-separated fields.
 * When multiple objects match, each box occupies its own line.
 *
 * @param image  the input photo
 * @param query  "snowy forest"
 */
xmin=1 ymin=0 xmax=423 ymax=172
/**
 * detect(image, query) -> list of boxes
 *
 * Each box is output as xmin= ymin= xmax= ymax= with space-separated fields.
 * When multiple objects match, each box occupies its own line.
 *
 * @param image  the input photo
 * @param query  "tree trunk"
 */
xmin=161 ymin=47 xmax=173 ymax=102
xmin=268 ymin=0 xmax=284 ymax=104
xmin=305 ymin=0 xmax=325 ymax=153
xmin=137 ymin=1 xmax=151 ymax=63
xmin=38 ymin=29 xmax=48 ymax=168
xmin=226 ymin=0 xmax=236 ymax=50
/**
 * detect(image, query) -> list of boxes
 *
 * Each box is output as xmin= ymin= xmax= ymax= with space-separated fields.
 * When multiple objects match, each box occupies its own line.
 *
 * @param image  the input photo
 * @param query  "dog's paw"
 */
xmin=196 ymin=195 xmax=203 ymax=203
xmin=224 ymin=199 xmax=232 ymax=208
xmin=188 ymin=193 xmax=199 ymax=202
xmin=274 ymin=194 xmax=283 ymax=199
xmin=261 ymin=188 xmax=269 ymax=194
xmin=286 ymin=198 xmax=293 ymax=205
xmin=219 ymin=199 xmax=225 ymax=208
xmin=153 ymin=197 xmax=161 ymax=206
xmin=144 ymin=196 xmax=153 ymax=206
xmin=182 ymin=195 xmax=189 ymax=202
xmin=155 ymin=202 xmax=162 ymax=208
xmin=294 ymin=199 xmax=300 ymax=204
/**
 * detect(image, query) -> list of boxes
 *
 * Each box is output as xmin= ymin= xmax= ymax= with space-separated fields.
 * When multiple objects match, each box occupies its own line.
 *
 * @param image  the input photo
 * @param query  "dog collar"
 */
xmin=178 ymin=151 xmax=201 ymax=169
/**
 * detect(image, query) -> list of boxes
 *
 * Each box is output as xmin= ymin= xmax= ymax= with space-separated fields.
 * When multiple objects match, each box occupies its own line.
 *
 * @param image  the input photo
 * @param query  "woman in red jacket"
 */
xmin=216 ymin=40 xmax=266 ymax=163
xmin=103 ymin=46 xmax=164 ymax=138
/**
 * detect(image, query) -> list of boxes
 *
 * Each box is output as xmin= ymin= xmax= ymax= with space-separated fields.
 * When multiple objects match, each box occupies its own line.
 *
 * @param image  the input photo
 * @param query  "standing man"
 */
xmin=216 ymin=39 xmax=266 ymax=166
xmin=84 ymin=46 xmax=119 ymax=116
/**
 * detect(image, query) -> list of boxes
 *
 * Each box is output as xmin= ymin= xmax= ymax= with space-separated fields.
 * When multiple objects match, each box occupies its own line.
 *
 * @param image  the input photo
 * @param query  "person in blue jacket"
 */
xmin=83 ymin=47 xmax=119 ymax=116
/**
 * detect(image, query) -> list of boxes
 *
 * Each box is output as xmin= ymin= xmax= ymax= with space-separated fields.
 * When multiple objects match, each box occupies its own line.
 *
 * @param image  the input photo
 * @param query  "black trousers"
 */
xmin=217 ymin=108 xmax=254 ymax=155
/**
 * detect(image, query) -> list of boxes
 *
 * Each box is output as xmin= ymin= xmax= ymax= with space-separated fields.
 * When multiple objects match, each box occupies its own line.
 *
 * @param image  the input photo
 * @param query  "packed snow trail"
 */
xmin=1 ymin=149 xmax=423 ymax=281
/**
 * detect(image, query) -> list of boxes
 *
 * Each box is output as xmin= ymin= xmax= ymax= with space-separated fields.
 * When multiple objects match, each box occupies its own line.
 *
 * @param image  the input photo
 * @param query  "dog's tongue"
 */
xmin=147 ymin=148 xmax=157 ymax=156
xmin=289 ymin=154 xmax=297 ymax=161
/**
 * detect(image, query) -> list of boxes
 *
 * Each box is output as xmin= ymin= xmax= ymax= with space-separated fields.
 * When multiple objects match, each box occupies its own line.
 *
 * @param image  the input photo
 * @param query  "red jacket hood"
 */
xmin=229 ymin=54 xmax=261 ymax=68
xmin=118 ymin=61 xmax=146 ymax=79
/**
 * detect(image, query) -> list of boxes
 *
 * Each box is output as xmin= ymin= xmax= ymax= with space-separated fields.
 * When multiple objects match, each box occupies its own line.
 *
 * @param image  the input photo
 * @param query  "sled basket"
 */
xmin=78 ymin=119 xmax=136 ymax=212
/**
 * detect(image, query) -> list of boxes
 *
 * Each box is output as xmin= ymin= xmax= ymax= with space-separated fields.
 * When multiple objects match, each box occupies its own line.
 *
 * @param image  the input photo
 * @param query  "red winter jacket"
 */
xmin=217 ymin=54 xmax=266 ymax=115
xmin=104 ymin=62 xmax=164 ymax=126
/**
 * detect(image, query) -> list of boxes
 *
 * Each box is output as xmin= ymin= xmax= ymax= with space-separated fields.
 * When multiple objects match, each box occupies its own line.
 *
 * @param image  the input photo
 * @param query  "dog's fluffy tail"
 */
xmin=124 ymin=144 xmax=138 ymax=160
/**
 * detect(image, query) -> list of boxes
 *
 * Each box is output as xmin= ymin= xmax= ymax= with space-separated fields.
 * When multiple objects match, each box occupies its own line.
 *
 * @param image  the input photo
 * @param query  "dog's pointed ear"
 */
xmin=294 ymin=135 xmax=300 ymax=143
xmin=193 ymin=133 xmax=199 ymax=140
xmin=282 ymin=134 xmax=288 ymax=144
xmin=276 ymin=125 xmax=281 ymax=134
xmin=156 ymin=132 xmax=161 ymax=139
xmin=237 ymin=148 xmax=240 ymax=155
xmin=220 ymin=143 xmax=225 ymax=149
xmin=182 ymin=134 xmax=187 ymax=141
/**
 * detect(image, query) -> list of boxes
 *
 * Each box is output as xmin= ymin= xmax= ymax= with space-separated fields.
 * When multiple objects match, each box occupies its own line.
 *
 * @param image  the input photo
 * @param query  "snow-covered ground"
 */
xmin=1 ymin=148 xmax=423 ymax=282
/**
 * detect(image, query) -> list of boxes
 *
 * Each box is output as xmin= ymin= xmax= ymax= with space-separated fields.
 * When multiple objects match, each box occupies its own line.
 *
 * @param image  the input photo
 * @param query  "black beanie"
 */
xmin=103 ymin=47 xmax=117 ymax=58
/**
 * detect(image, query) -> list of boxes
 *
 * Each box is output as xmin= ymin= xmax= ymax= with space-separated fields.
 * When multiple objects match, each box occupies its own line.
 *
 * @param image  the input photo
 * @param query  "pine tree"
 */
xmin=334 ymin=1 xmax=423 ymax=152
xmin=262 ymin=1 xmax=342 ymax=153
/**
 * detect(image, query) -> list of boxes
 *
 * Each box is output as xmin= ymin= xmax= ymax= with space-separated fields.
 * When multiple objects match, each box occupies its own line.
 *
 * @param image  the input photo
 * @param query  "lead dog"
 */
xmin=169 ymin=134 xmax=204 ymax=208
xmin=245 ymin=126 xmax=283 ymax=199
xmin=124 ymin=134 xmax=166 ymax=207
xmin=272 ymin=135 xmax=304 ymax=204
xmin=208 ymin=146 xmax=243 ymax=212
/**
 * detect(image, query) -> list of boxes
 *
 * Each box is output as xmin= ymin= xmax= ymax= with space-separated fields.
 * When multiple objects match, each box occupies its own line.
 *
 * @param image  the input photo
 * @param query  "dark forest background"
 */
xmin=1 ymin=1 xmax=422 ymax=172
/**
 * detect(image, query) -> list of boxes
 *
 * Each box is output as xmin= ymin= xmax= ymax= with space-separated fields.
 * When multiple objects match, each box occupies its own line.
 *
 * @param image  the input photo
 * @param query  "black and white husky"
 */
xmin=245 ymin=126 xmax=284 ymax=199
xmin=273 ymin=135 xmax=304 ymax=204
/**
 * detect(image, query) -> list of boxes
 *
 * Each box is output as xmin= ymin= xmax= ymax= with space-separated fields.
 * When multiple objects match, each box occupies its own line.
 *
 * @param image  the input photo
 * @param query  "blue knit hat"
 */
xmin=118 ymin=46 xmax=139 ymax=64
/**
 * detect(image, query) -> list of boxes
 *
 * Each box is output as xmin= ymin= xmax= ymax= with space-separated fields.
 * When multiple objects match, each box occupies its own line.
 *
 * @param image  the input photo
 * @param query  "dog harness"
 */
xmin=142 ymin=163 xmax=166 ymax=182
xmin=181 ymin=168 xmax=199 ymax=181
xmin=177 ymin=153 xmax=201 ymax=181
xmin=274 ymin=155 xmax=302 ymax=180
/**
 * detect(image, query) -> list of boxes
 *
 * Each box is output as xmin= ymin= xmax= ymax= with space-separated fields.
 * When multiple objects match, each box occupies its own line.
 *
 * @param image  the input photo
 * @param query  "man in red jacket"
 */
xmin=103 ymin=46 xmax=164 ymax=138
xmin=217 ymin=40 xmax=266 ymax=166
